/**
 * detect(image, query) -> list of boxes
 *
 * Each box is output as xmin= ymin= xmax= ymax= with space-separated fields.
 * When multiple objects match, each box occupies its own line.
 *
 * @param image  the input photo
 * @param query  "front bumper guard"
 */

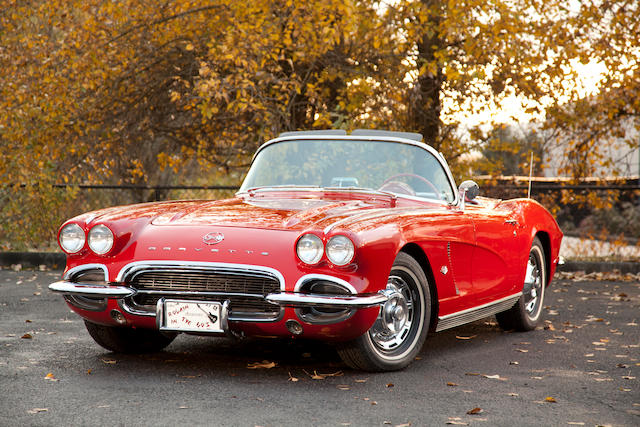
xmin=49 ymin=281 xmax=388 ymax=310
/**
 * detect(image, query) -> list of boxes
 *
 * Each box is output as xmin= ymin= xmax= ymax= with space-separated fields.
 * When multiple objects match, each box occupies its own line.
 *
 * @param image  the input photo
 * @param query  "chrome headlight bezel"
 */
xmin=296 ymin=233 xmax=324 ymax=265
xmin=59 ymin=223 xmax=86 ymax=254
xmin=325 ymin=235 xmax=355 ymax=266
xmin=87 ymin=224 xmax=114 ymax=255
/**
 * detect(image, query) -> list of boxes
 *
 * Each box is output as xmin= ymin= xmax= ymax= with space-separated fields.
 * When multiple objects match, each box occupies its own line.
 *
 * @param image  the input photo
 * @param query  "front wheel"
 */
xmin=337 ymin=252 xmax=431 ymax=371
xmin=496 ymin=236 xmax=546 ymax=331
xmin=84 ymin=321 xmax=176 ymax=353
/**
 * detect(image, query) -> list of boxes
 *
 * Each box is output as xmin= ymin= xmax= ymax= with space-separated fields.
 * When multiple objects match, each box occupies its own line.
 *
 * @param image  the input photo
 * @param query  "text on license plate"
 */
xmin=162 ymin=300 xmax=223 ymax=333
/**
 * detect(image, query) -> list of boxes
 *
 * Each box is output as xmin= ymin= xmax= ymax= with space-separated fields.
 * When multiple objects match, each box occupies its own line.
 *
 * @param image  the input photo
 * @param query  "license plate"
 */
xmin=160 ymin=300 xmax=224 ymax=333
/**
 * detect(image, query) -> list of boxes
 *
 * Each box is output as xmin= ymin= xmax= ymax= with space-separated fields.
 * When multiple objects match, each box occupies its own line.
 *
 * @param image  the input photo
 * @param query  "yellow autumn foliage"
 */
xmin=0 ymin=0 xmax=638 ymax=249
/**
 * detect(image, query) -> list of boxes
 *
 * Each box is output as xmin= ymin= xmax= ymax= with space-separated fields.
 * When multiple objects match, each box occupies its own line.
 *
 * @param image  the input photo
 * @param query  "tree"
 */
xmin=1 ymin=0 xmax=638 ymax=249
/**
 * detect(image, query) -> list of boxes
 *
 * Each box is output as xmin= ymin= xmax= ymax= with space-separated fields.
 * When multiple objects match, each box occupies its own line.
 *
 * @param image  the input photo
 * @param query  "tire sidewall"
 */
xmin=362 ymin=252 xmax=431 ymax=370
xmin=520 ymin=239 xmax=546 ymax=329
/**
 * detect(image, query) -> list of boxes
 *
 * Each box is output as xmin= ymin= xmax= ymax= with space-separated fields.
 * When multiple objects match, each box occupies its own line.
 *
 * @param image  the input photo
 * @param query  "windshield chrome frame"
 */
xmin=238 ymin=135 xmax=460 ymax=206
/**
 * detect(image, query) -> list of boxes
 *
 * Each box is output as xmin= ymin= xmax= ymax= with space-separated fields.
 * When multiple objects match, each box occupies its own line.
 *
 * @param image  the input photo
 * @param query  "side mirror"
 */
xmin=458 ymin=180 xmax=479 ymax=209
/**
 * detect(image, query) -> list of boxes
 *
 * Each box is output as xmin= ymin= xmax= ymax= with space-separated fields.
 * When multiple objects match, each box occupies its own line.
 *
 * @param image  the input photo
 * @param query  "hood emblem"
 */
xmin=203 ymin=232 xmax=224 ymax=245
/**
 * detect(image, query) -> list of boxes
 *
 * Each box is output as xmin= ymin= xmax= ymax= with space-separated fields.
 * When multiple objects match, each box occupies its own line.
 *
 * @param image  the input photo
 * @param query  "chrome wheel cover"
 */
xmin=370 ymin=275 xmax=415 ymax=352
xmin=523 ymin=250 xmax=543 ymax=319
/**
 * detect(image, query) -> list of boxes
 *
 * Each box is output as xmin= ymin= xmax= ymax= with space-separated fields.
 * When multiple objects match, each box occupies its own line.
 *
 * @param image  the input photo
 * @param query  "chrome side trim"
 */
xmin=293 ymin=274 xmax=358 ymax=294
xmin=115 ymin=260 xmax=285 ymax=290
xmin=266 ymin=292 xmax=388 ymax=309
xmin=63 ymin=264 xmax=109 ymax=281
xmin=49 ymin=281 xmax=136 ymax=298
xmin=436 ymin=293 xmax=521 ymax=332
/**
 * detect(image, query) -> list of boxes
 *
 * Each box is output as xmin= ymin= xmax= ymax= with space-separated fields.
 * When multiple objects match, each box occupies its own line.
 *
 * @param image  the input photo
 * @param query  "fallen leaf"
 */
xmin=386 ymin=383 xmax=394 ymax=388
xmin=337 ymin=385 xmax=350 ymax=390
xmin=508 ymin=393 xmax=519 ymax=397
xmin=567 ymin=422 xmax=585 ymax=425
xmin=371 ymin=401 xmax=377 ymax=405
xmin=467 ymin=407 xmax=483 ymax=415
xmin=355 ymin=379 xmax=368 ymax=383
xmin=287 ymin=372 xmax=299 ymax=382
xmin=25 ymin=319 xmax=32 ymax=323
xmin=456 ymin=335 xmax=477 ymax=340
xmin=447 ymin=382 xmax=458 ymax=387
xmin=87 ymin=369 xmax=92 ymax=375
xmin=101 ymin=359 xmax=117 ymax=365
xmin=44 ymin=373 xmax=58 ymax=382
xmin=27 ymin=408 xmax=48 ymax=414
xmin=394 ymin=423 xmax=411 ymax=427
xmin=482 ymin=374 xmax=506 ymax=380
xmin=465 ymin=372 xmax=481 ymax=376
xmin=303 ymin=370 xmax=343 ymax=380
xmin=545 ymin=397 xmax=557 ymax=403
xmin=509 ymin=361 xmax=519 ymax=365
xmin=178 ymin=406 xmax=189 ymax=409
xmin=247 ymin=360 xmax=276 ymax=369
xmin=622 ymin=375 xmax=636 ymax=380
xmin=515 ymin=349 xmax=529 ymax=353
xmin=446 ymin=421 xmax=469 ymax=426
xmin=21 ymin=333 xmax=33 ymax=339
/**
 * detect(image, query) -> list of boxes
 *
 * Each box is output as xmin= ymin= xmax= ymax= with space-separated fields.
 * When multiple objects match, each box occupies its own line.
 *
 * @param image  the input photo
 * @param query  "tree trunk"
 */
xmin=409 ymin=1 xmax=444 ymax=149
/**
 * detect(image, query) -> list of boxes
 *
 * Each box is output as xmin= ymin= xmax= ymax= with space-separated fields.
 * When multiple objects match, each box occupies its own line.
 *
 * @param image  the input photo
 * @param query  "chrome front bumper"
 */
xmin=49 ymin=281 xmax=389 ymax=309
xmin=49 ymin=281 xmax=135 ymax=297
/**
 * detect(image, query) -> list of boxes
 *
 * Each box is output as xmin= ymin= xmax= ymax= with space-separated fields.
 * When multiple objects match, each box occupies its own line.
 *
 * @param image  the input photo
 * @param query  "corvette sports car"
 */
xmin=50 ymin=129 xmax=562 ymax=371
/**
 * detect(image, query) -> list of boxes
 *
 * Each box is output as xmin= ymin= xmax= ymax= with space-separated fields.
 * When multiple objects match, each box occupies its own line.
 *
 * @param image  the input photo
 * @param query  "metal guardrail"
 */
xmin=9 ymin=179 xmax=640 ymax=192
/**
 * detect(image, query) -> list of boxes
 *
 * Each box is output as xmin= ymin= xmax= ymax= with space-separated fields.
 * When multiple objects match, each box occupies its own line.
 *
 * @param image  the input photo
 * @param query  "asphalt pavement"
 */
xmin=0 ymin=269 xmax=638 ymax=426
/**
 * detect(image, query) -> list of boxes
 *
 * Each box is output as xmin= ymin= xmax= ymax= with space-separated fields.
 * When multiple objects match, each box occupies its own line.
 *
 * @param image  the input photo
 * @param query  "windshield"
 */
xmin=240 ymin=139 xmax=456 ymax=202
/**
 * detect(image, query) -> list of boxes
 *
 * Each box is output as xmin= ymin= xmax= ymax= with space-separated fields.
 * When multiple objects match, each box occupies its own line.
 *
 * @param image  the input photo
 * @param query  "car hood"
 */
xmin=78 ymin=195 xmax=415 ymax=232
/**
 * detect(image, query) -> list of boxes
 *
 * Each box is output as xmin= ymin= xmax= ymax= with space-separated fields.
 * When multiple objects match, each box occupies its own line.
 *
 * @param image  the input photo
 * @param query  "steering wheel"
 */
xmin=380 ymin=173 xmax=443 ymax=200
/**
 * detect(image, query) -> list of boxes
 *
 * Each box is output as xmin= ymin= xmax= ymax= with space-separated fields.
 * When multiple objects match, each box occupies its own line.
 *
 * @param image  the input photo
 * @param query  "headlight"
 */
xmin=88 ymin=224 xmax=114 ymax=255
xmin=59 ymin=223 xmax=85 ymax=254
xmin=296 ymin=234 xmax=324 ymax=265
xmin=326 ymin=235 xmax=355 ymax=266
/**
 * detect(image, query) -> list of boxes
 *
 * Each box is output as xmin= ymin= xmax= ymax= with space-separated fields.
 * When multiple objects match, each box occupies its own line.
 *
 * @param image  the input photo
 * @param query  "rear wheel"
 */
xmin=496 ymin=237 xmax=546 ymax=331
xmin=84 ymin=321 xmax=176 ymax=353
xmin=337 ymin=252 xmax=430 ymax=371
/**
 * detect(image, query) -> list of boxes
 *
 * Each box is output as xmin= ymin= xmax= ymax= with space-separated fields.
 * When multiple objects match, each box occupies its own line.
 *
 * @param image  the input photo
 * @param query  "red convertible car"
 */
xmin=50 ymin=130 xmax=562 ymax=371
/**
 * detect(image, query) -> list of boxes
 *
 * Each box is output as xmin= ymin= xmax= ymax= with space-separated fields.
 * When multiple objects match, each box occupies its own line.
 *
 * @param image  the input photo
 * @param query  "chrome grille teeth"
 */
xmin=127 ymin=269 xmax=281 ymax=317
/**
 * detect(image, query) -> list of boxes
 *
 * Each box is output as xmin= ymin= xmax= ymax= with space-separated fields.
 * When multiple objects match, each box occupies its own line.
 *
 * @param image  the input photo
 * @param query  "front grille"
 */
xmin=124 ymin=267 xmax=282 ymax=320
